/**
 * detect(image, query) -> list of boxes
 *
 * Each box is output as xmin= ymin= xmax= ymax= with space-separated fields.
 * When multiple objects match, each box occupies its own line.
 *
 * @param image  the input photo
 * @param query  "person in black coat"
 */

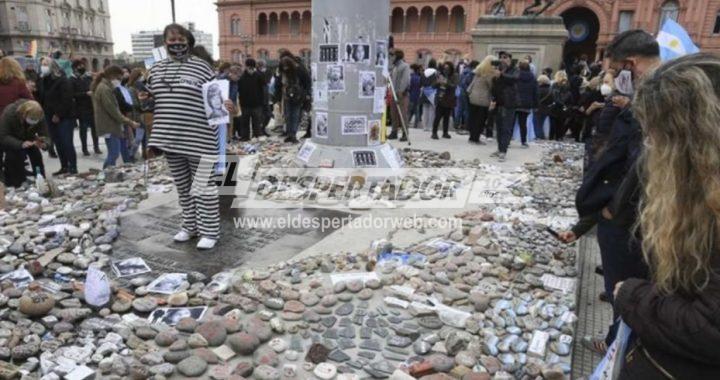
xmin=491 ymin=51 xmax=519 ymax=161
xmin=237 ymin=58 xmax=268 ymax=141
xmin=71 ymin=59 xmax=101 ymax=156
xmin=431 ymin=62 xmax=457 ymax=140
xmin=38 ymin=57 xmax=77 ymax=175
xmin=514 ymin=60 xmax=537 ymax=147
xmin=575 ymin=29 xmax=661 ymax=353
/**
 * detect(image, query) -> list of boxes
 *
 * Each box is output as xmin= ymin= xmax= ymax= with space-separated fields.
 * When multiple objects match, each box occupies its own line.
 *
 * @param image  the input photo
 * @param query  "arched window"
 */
xmin=269 ymin=13 xmax=278 ymax=35
xmin=450 ymin=6 xmax=465 ymax=33
xmin=290 ymin=12 xmax=301 ymax=35
xmin=258 ymin=13 xmax=268 ymax=35
xmin=231 ymin=49 xmax=243 ymax=63
xmin=435 ymin=6 xmax=449 ymax=33
xmin=391 ymin=8 xmax=404 ymax=33
xmin=420 ymin=7 xmax=433 ymax=33
xmin=659 ymin=1 xmax=679 ymax=29
xmin=230 ymin=16 xmax=240 ymax=36
xmin=279 ymin=12 xmax=290 ymax=34
xmin=301 ymin=11 xmax=312 ymax=34
xmin=406 ymin=7 xmax=419 ymax=33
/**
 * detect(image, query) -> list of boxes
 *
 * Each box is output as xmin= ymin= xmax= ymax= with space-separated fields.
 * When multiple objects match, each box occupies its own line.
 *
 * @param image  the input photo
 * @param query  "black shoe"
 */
xmin=387 ymin=132 xmax=398 ymax=140
xmin=82 ymin=150 xmax=90 ymax=156
xmin=283 ymin=136 xmax=299 ymax=144
xmin=442 ymin=134 xmax=451 ymax=139
xmin=399 ymin=135 xmax=407 ymax=142
xmin=301 ymin=133 xmax=311 ymax=139
xmin=94 ymin=148 xmax=102 ymax=154
xmin=53 ymin=168 xmax=68 ymax=176
xmin=431 ymin=134 xmax=439 ymax=140
xmin=68 ymin=168 xmax=78 ymax=175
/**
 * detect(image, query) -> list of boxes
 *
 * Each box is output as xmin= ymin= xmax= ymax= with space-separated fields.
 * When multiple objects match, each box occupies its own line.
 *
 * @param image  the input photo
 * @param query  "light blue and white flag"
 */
xmin=657 ymin=19 xmax=700 ymax=61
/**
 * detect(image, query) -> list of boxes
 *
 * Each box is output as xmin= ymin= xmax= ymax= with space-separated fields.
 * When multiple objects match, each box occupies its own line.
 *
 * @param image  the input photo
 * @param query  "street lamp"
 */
xmin=239 ymin=34 xmax=252 ymax=57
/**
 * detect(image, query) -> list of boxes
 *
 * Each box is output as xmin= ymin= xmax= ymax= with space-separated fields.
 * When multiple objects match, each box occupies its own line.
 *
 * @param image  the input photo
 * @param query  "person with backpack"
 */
xmin=431 ymin=61 xmax=458 ymax=140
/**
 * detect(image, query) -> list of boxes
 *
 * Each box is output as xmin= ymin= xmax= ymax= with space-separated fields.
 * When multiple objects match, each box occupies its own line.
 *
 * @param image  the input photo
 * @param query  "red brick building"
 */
xmin=217 ymin=0 xmax=720 ymax=64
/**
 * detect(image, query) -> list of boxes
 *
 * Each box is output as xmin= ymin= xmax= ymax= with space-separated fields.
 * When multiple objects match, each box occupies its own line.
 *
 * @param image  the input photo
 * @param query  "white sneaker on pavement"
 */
xmin=196 ymin=237 xmax=217 ymax=250
xmin=173 ymin=230 xmax=197 ymax=242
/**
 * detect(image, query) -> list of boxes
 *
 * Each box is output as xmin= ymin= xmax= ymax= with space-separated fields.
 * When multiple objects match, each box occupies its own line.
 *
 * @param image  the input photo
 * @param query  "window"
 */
xmin=232 ymin=18 xmax=241 ymax=36
xmin=15 ymin=6 xmax=29 ymax=31
xmin=98 ymin=0 xmax=104 ymax=11
xmin=618 ymin=11 xmax=633 ymax=33
xmin=46 ymin=9 xmax=54 ymax=33
xmin=713 ymin=12 xmax=720 ymax=34
xmin=231 ymin=50 xmax=242 ymax=63
xmin=659 ymin=1 xmax=679 ymax=30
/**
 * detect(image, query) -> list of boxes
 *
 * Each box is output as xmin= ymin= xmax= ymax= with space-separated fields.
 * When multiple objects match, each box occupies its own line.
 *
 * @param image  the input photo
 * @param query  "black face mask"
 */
xmin=167 ymin=43 xmax=189 ymax=59
xmin=77 ymin=67 xmax=86 ymax=75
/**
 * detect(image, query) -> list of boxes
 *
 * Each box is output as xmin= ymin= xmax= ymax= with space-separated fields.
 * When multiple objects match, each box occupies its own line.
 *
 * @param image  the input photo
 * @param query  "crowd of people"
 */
xmin=0 ymin=22 xmax=718 ymax=376
xmin=387 ymin=47 xmax=616 ymax=162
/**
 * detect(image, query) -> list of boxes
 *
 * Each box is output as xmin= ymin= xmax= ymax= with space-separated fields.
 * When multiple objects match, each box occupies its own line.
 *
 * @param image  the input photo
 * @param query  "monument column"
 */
xmin=295 ymin=0 xmax=403 ymax=169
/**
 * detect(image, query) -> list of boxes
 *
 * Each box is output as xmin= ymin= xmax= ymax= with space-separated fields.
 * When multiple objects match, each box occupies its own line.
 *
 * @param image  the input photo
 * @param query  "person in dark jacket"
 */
xmin=548 ymin=70 xmax=573 ymax=141
xmin=279 ymin=56 xmax=310 ymax=144
xmin=534 ymin=74 xmax=552 ymax=139
xmin=237 ymin=58 xmax=268 ymax=141
xmin=431 ymin=62 xmax=458 ymax=140
xmin=491 ymin=51 xmax=518 ymax=162
xmin=514 ymin=60 xmax=537 ymax=148
xmin=612 ymin=52 xmax=720 ymax=380
xmin=0 ymin=100 xmax=47 ymax=187
xmin=38 ymin=57 xmax=77 ymax=175
xmin=71 ymin=59 xmax=101 ymax=156
xmin=408 ymin=64 xmax=422 ymax=129
xmin=257 ymin=59 xmax=273 ymax=129
xmin=575 ymin=29 xmax=661 ymax=353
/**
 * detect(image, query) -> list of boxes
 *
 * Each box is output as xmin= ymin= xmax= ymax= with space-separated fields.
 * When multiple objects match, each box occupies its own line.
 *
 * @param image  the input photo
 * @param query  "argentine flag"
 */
xmin=657 ymin=19 xmax=700 ymax=61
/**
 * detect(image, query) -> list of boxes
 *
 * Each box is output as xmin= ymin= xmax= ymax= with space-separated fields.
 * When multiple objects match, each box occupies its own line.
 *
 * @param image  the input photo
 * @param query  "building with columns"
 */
xmin=0 ymin=0 xmax=113 ymax=70
xmin=217 ymin=0 xmax=720 ymax=65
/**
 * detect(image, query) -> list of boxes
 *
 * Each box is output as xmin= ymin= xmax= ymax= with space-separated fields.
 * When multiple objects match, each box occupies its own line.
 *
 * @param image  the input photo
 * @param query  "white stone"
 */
xmin=313 ymin=363 xmax=337 ymax=380
xmin=64 ymin=365 xmax=94 ymax=380
xmin=528 ymin=330 xmax=550 ymax=358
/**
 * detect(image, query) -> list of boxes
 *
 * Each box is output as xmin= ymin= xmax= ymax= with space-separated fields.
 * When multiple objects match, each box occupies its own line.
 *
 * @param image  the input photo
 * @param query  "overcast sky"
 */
xmin=109 ymin=0 xmax=220 ymax=58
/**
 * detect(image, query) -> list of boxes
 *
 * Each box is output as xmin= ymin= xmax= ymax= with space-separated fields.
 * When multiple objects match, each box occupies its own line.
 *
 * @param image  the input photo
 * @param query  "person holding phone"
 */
xmin=0 ymin=99 xmax=47 ymax=187
xmin=140 ymin=23 xmax=234 ymax=250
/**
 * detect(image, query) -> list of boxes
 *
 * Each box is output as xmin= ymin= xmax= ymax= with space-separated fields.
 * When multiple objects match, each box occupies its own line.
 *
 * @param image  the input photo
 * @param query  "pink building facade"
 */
xmin=217 ymin=0 xmax=720 ymax=64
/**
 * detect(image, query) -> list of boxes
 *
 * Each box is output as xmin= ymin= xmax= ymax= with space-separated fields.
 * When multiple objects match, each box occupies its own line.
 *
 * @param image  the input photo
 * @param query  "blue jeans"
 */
xmin=409 ymin=99 xmax=422 ymax=127
xmin=534 ymin=112 xmax=549 ymax=139
xmin=47 ymin=117 xmax=77 ymax=172
xmin=455 ymin=91 xmax=469 ymax=127
xmin=104 ymin=135 xmax=131 ymax=169
xmin=78 ymin=115 xmax=99 ymax=152
xmin=131 ymin=125 xmax=146 ymax=157
xmin=284 ymin=103 xmax=302 ymax=136
xmin=495 ymin=107 xmax=515 ymax=153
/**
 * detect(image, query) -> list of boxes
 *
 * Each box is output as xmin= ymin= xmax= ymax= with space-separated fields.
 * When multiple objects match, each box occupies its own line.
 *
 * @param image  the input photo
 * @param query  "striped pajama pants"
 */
xmin=165 ymin=152 xmax=220 ymax=240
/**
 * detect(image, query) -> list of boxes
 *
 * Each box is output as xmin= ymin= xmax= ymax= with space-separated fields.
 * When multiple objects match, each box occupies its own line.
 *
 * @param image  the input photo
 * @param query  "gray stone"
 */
xmin=177 ymin=355 xmax=207 ymax=377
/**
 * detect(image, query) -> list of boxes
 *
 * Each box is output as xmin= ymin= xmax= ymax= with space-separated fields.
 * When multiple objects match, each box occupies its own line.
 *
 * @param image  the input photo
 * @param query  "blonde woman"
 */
xmin=467 ymin=55 xmax=498 ymax=144
xmin=613 ymin=53 xmax=720 ymax=378
xmin=548 ymin=70 xmax=572 ymax=140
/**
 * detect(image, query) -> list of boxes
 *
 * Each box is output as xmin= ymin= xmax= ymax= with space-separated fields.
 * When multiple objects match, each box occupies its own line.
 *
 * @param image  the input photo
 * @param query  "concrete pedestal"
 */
xmin=471 ymin=16 xmax=568 ymax=72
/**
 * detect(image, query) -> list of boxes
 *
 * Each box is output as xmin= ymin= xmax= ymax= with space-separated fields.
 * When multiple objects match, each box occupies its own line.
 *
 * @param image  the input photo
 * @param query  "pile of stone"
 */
xmin=0 ymin=141 xmax=585 ymax=379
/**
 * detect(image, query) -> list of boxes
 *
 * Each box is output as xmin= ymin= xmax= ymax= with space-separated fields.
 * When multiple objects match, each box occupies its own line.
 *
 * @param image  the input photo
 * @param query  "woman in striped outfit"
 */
xmin=140 ymin=24 xmax=233 ymax=250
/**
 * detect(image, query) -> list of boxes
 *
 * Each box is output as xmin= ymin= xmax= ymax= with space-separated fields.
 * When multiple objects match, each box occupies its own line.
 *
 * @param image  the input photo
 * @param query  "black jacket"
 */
xmin=492 ymin=65 xmax=519 ymax=108
xmin=575 ymin=107 xmax=642 ymax=217
xmin=616 ymin=258 xmax=720 ymax=379
xmin=515 ymin=71 xmax=538 ymax=109
xmin=237 ymin=70 xmax=266 ymax=109
xmin=434 ymin=73 xmax=458 ymax=109
xmin=38 ymin=74 xmax=74 ymax=120
xmin=71 ymin=74 xmax=93 ymax=119
xmin=0 ymin=99 xmax=48 ymax=150
xmin=537 ymin=83 xmax=553 ymax=114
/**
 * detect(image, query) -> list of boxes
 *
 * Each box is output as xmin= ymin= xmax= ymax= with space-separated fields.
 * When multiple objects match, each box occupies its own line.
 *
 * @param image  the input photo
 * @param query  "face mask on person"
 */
xmin=600 ymin=84 xmax=613 ymax=97
xmin=167 ymin=43 xmax=189 ymax=59
xmin=25 ymin=117 xmax=40 ymax=125
xmin=77 ymin=67 xmax=86 ymax=75
xmin=111 ymin=79 xmax=121 ymax=88
xmin=40 ymin=66 xmax=51 ymax=77
xmin=615 ymin=69 xmax=634 ymax=96
xmin=247 ymin=68 xmax=256 ymax=74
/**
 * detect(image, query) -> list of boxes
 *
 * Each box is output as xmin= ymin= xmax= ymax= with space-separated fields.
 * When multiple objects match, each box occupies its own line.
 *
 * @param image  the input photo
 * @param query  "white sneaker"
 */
xmin=196 ymin=237 xmax=217 ymax=250
xmin=173 ymin=230 xmax=197 ymax=242
xmin=498 ymin=153 xmax=507 ymax=162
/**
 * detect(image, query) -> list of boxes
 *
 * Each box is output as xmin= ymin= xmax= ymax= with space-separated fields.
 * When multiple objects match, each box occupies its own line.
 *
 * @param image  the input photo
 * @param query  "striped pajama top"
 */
xmin=147 ymin=56 xmax=218 ymax=157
